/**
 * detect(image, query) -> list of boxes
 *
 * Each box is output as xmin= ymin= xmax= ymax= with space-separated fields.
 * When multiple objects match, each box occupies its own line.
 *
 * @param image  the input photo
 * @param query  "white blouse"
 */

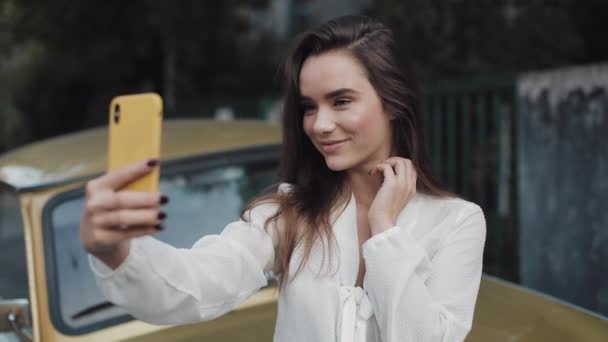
xmin=90 ymin=184 xmax=486 ymax=341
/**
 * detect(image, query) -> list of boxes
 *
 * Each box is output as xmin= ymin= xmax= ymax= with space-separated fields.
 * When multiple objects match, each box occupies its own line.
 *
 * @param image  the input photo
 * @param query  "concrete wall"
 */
xmin=517 ymin=63 xmax=608 ymax=316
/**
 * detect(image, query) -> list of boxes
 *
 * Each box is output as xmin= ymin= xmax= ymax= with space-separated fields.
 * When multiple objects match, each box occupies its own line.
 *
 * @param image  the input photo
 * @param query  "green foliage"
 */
xmin=368 ymin=0 xmax=585 ymax=79
xmin=0 ymin=0 xmax=37 ymax=151
xmin=1 ymin=0 xmax=607 ymax=154
xmin=2 ymin=0 xmax=273 ymax=151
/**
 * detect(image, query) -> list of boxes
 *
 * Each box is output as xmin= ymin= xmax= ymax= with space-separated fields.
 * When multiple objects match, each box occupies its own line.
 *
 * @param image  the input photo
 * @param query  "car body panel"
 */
xmin=468 ymin=275 xmax=607 ymax=341
xmin=1 ymin=119 xmax=283 ymax=341
xmin=0 ymin=119 xmax=282 ymax=191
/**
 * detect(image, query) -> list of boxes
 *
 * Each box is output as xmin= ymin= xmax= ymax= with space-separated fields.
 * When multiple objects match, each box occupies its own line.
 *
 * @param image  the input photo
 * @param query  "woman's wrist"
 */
xmin=93 ymin=241 xmax=130 ymax=270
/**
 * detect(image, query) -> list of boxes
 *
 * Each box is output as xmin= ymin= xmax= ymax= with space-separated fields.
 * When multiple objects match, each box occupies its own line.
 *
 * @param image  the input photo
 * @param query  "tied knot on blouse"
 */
xmin=338 ymin=285 xmax=374 ymax=342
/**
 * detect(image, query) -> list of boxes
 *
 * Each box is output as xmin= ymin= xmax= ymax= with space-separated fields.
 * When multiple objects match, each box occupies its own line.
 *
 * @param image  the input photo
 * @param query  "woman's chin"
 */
xmin=324 ymin=155 xmax=354 ymax=172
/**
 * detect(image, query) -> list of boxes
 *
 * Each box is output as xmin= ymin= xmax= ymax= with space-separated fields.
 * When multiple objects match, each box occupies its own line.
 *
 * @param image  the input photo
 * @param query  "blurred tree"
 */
xmin=5 ymin=0 xmax=270 ymax=145
xmin=0 ymin=0 xmax=34 ymax=152
xmin=567 ymin=0 xmax=608 ymax=65
xmin=368 ymin=0 xmax=584 ymax=79
xmin=2 ymin=0 xmax=607 ymax=153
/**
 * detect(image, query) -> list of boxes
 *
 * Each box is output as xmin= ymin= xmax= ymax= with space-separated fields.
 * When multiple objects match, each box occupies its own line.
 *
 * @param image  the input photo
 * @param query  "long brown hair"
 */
xmin=242 ymin=15 xmax=451 ymax=287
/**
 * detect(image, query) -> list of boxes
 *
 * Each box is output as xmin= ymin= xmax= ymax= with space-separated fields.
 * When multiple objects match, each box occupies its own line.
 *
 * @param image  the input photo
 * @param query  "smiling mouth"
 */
xmin=319 ymin=139 xmax=349 ymax=153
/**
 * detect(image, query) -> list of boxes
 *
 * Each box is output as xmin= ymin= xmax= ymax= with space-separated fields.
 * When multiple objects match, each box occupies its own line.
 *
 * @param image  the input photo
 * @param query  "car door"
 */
xmin=37 ymin=145 xmax=280 ymax=341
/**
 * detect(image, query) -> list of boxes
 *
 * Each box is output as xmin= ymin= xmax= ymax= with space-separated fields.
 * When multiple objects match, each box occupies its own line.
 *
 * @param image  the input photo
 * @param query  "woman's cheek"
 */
xmin=302 ymin=116 xmax=314 ymax=137
xmin=349 ymin=107 xmax=375 ymax=136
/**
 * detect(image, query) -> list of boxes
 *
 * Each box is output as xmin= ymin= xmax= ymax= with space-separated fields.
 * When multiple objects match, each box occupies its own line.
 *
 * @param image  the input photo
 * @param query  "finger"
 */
xmin=384 ymin=158 xmax=407 ymax=179
xmin=379 ymin=163 xmax=396 ymax=182
xmin=92 ymin=209 xmax=166 ymax=228
xmin=106 ymin=224 xmax=164 ymax=233
xmin=409 ymin=163 xmax=418 ymax=191
xmin=92 ymin=159 xmax=159 ymax=191
xmin=115 ymin=191 xmax=166 ymax=209
xmin=370 ymin=163 xmax=385 ymax=177
xmin=86 ymin=190 xmax=166 ymax=215
xmin=369 ymin=161 xmax=384 ymax=176
xmin=86 ymin=190 xmax=119 ymax=213
xmin=395 ymin=160 xmax=408 ymax=187
xmin=122 ymin=226 xmax=163 ymax=239
xmin=384 ymin=156 xmax=405 ymax=164
xmin=403 ymin=160 xmax=417 ymax=194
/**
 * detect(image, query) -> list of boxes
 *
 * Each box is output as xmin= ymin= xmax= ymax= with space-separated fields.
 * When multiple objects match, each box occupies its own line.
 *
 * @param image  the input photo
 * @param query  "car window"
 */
xmin=44 ymin=154 xmax=277 ymax=335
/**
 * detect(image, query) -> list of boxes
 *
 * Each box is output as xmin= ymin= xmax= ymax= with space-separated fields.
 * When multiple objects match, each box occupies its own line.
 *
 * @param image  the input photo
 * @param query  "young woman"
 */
xmin=81 ymin=15 xmax=486 ymax=342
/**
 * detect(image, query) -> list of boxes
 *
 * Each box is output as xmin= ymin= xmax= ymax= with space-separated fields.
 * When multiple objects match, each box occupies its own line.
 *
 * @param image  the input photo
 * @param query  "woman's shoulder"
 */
xmin=404 ymin=193 xmax=486 ymax=246
xmin=416 ymin=192 xmax=482 ymax=215
xmin=413 ymin=192 xmax=484 ymax=231
xmin=243 ymin=182 xmax=292 ymax=223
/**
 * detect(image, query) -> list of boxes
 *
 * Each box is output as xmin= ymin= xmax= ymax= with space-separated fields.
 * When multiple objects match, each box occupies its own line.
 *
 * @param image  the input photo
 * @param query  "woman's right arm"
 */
xmin=81 ymin=160 xmax=277 ymax=325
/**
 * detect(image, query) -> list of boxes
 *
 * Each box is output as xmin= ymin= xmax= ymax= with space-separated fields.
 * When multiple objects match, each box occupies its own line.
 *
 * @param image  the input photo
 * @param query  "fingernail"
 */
xmin=160 ymin=195 xmax=169 ymax=205
xmin=154 ymin=224 xmax=164 ymax=231
xmin=158 ymin=211 xmax=167 ymax=220
xmin=147 ymin=159 xmax=159 ymax=167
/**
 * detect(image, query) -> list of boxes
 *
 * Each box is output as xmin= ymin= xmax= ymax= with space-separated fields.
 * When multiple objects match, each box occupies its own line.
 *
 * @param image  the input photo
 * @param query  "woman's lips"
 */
xmin=319 ymin=139 xmax=349 ymax=153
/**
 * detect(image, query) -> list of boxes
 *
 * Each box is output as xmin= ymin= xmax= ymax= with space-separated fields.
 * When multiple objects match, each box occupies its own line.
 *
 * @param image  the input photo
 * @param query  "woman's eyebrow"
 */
xmin=300 ymin=88 xmax=359 ymax=102
xmin=324 ymin=88 xmax=358 ymax=99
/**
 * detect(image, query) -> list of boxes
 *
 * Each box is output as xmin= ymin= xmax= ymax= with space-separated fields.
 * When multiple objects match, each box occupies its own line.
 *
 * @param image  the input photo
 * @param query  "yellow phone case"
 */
xmin=107 ymin=93 xmax=163 ymax=192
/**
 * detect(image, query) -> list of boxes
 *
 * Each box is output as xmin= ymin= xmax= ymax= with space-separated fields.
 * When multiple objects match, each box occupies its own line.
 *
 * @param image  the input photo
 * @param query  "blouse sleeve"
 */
xmin=88 ymin=201 xmax=278 ymax=325
xmin=362 ymin=202 xmax=486 ymax=342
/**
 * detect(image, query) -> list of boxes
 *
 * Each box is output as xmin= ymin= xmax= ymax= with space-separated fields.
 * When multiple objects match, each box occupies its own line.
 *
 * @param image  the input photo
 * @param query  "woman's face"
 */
xmin=300 ymin=51 xmax=393 ymax=173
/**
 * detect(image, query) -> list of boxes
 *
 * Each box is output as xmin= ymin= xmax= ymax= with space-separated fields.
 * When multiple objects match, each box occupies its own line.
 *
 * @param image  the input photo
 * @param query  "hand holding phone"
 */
xmin=80 ymin=93 xmax=165 ymax=269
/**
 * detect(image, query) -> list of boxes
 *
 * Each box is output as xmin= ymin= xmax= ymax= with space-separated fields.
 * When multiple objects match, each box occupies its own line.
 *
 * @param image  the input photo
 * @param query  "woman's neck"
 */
xmin=346 ymin=144 xmax=394 ymax=207
xmin=346 ymin=167 xmax=383 ymax=208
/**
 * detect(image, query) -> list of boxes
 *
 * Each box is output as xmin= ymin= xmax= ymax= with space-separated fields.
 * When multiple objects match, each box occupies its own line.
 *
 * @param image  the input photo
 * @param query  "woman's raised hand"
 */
xmin=367 ymin=157 xmax=417 ymax=236
xmin=80 ymin=159 xmax=168 ymax=269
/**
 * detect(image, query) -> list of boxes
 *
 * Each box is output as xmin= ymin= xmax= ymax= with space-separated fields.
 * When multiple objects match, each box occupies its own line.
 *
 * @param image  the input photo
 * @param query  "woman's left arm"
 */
xmin=363 ymin=204 xmax=486 ymax=342
xmin=365 ymin=157 xmax=486 ymax=341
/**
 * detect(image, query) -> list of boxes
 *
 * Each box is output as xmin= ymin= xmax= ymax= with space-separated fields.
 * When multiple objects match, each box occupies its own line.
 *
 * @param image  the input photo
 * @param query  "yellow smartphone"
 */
xmin=107 ymin=93 xmax=163 ymax=192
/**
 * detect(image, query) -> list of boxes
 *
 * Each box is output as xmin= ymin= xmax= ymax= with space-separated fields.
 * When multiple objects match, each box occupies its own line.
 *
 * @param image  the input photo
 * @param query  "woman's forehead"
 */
xmin=299 ymin=51 xmax=369 ymax=99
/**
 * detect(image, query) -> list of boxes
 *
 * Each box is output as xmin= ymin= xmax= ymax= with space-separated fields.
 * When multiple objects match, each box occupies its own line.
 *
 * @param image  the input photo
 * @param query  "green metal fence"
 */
xmin=423 ymin=74 xmax=518 ymax=281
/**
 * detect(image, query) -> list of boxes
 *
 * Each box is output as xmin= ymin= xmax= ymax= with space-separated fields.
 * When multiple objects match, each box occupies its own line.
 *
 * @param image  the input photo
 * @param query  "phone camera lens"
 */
xmin=113 ymin=104 xmax=121 ymax=124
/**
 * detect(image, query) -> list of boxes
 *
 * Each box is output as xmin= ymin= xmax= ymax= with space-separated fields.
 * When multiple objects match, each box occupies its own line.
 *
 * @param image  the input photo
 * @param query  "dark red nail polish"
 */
xmin=147 ymin=159 xmax=159 ymax=167
xmin=154 ymin=224 xmax=164 ymax=231
xmin=158 ymin=211 xmax=167 ymax=220
xmin=160 ymin=195 xmax=169 ymax=205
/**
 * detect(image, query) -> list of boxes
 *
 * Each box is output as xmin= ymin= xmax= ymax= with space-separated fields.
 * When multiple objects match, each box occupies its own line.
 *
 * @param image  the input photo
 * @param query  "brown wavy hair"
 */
xmin=242 ymin=15 xmax=451 ymax=287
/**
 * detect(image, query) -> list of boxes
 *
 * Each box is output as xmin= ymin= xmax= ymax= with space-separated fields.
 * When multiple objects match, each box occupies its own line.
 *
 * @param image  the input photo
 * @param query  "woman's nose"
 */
xmin=313 ymin=109 xmax=336 ymax=135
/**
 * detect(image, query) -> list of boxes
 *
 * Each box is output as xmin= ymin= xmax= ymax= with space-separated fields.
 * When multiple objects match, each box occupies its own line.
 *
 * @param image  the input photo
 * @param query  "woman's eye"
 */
xmin=301 ymin=104 xmax=316 ymax=115
xmin=334 ymin=98 xmax=351 ymax=107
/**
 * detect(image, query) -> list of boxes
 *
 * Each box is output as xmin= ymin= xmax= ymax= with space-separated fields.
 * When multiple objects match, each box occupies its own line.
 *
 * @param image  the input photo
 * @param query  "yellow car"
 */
xmin=0 ymin=119 xmax=606 ymax=341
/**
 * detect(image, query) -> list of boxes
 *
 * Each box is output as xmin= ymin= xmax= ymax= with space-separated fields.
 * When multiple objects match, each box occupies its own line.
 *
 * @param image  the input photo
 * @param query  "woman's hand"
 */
xmin=367 ymin=157 xmax=417 ymax=235
xmin=80 ymin=159 xmax=168 ymax=269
